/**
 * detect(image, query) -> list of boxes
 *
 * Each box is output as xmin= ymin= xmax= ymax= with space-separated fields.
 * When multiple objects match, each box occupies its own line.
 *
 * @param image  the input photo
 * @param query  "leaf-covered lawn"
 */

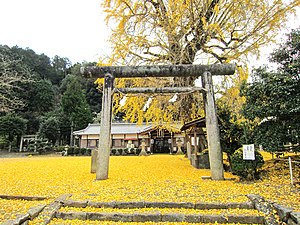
xmin=0 ymin=154 xmax=299 ymax=223
xmin=0 ymin=199 xmax=49 ymax=222
xmin=49 ymin=220 xmax=254 ymax=225
xmin=60 ymin=206 xmax=265 ymax=216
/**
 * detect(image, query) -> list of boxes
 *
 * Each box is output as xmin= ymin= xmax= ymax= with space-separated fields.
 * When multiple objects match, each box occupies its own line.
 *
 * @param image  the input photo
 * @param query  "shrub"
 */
xmin=80 ymin=148 xmax=86 ymax=155
xmin=54 ymin=145 xmax=65 ymax=152
xmin=85 ymin=148 xmax=92 ymax=156
xmin=68 ymin=146 xmax=74 ymax=155
xmin=27 ymin=143 xmax=36 ymax=152
xmin=35 ymin=139 xmax=53 ymax=154
xmin=231 ymin=148 xmax=264 ymax=180
xmin=116 ymin=149 xmax=122 ymax=155
xmin=111 ymin=148 xmax=117 ymax=155
xmin=74 ymin=147 xmax=80 ymax=155
xmin=136 ymin=148 xmax=141 ymax=155
xmin=123 ymin=148 xmax=129 ymax=155
xmin=129 ymin=148 xmax=138 ymax=155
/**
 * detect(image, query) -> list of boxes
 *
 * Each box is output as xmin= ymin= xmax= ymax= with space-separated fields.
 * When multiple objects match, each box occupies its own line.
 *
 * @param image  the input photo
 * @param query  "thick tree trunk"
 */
xmin=227 ymin=153 xmax=233 ymax=172
xmin=202 ymin=71 xmax=224 ymax=180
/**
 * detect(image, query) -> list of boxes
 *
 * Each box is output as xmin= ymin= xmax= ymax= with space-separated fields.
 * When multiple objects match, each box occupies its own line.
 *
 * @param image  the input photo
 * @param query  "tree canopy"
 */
xmin=0 ymin=114 xmax=27 ymax=151
xmin=62 ymin=77 xmax=93 ymax=131
xmin=38 ymin=115 xmax=60 ymax=145
xmin=100 ymin=0 xmax=299 ymax=122
xmin=0 ymin=45 xmax=99 ymax=149
xmin=0 ymin=45 xmax=32 ymax=113
xmin=103 ymin=0 xmax=298 ymax=65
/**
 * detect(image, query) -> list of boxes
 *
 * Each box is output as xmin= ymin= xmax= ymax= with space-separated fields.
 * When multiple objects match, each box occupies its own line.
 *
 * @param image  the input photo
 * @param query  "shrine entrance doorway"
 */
xmin=153 ymin=137 xmax=170 ymax=154
xmin=149 ymin=128 xmax=172 ymax=154
xmin=140 ymin=125 xmax=182 ymax=154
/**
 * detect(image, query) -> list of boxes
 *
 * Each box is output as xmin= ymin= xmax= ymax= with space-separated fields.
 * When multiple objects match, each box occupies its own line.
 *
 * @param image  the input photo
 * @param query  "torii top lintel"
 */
xmin=81 ymin=64 xmax=236 ymax=78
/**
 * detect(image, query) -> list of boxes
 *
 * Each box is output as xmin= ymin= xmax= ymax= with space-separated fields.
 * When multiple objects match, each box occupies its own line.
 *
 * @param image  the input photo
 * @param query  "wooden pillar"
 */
xmin=187 ymin=141 xmax=192 ymax=160
xmin=170 ymin=133 xmax=174 ymax=154
xmin=202 ymin=71 xmax=224 ymax=180
xmin=96 ymin=73 xmax=115 ymax=180
xmin=70 ymin=120 xmax=74 ymax=146
xmin=19 ymin=135 xmax=24 ymax=152
xmin=77 ymin=136 xmax=80 ymax=148
xmin=199 ymin=127 xmax=206 ymax=151
xmin=193 ymin=125 xmax=198 ymax=154
xmin=86 ymin=135 xmax=89 ymax=148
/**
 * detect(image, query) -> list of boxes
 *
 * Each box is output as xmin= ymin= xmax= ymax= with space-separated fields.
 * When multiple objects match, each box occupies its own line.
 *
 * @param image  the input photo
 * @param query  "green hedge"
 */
xmin=111 ymin=148 xmax=141 ymax=156
xmin=231 ymin=148 xmax=264 ymax=180
xmin=61 ymin=146 xmax=91 ymax=156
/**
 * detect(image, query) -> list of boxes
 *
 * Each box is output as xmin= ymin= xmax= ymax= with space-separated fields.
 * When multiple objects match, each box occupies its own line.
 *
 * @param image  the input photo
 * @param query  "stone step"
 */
xmin=0 ymin=194 xmax=48 ymax=201
xmin=53 ymin=200 xmax=264 ymax=224
xmin=61 ymin=200 xmax=254 ymax=210
xmin=6 ymin=194 xmax=297 ymax=225
xmin=55 ymin=211 xmax=265 ymax=224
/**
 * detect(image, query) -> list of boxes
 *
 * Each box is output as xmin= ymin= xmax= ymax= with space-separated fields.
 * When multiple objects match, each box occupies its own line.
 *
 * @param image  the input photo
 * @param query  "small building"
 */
xmin=180 ymin=117 xmax=207 ymax=153
xmin=73 ymin=122 xmax=185 ymax=154
xmin=181 ymin=117 xmax=210 ymax=169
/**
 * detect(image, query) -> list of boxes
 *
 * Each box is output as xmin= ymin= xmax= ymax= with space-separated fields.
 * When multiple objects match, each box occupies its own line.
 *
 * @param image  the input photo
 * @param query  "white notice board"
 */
xmin=243 ymin=144 xmax=255 ymax=160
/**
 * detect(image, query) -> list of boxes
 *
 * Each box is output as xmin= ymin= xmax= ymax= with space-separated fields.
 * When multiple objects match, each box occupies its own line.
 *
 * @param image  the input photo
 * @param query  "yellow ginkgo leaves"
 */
xmin=0 ymin=154 xmax=299 ymax=224
xmin=0 ymin=199 xmax=49 ymax=222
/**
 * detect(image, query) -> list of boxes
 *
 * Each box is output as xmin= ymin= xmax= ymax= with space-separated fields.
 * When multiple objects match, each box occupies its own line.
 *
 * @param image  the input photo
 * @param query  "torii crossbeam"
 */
xmin=81 ymin=64 xmax=236 ymax=181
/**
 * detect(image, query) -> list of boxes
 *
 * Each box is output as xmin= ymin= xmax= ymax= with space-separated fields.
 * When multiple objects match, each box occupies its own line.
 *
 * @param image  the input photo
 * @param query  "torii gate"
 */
xmin=81 ymin=64 xmax=236 ymax=181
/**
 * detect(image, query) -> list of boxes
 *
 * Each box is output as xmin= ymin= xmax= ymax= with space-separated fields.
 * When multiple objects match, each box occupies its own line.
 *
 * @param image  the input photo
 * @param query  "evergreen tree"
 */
xmin=241 ymin=29 xmax=300 ymax=152
xmin=0 ymin=114 xmax=27 ymax=151
xmin=38 ymin=115 xmax=60 ymax=145
xmin=62 ymin=78 xmax=93 ymax=131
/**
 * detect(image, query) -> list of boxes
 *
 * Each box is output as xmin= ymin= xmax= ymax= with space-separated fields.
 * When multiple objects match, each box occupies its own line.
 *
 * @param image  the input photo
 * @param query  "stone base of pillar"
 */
xmin=176 ymin=149 xmax=183 ymax=155
xmin=139 ymin=149 xmax=148 ymax=156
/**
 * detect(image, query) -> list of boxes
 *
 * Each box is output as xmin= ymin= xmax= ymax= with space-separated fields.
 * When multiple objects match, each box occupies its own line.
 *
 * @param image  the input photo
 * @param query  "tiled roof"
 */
xmin=180 ymin=117 xmax=206 ymax=131
xmin=139 ymin=123 xmax=182 ymax=134
xmin=73 ymin=122 xmax=183 ymax=136
xmin=73 ymin=123 xmax=151 ymax=136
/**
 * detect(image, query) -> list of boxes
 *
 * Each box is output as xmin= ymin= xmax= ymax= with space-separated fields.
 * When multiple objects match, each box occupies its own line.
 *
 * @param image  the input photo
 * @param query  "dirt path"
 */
xmin=0 ymin=151 xmax=27 ymax=158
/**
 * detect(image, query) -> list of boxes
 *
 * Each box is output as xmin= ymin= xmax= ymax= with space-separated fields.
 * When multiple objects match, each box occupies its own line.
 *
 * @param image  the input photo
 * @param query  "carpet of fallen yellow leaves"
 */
xmin=60 ymin=206 xmax=264 ymax=216
xmin=0 ymin=199 xmax=49 ymax=221
xmin=49 ymin=220 xmax=255 ymax=225
xmin=0 ymin=153 xmax=299 ymax=223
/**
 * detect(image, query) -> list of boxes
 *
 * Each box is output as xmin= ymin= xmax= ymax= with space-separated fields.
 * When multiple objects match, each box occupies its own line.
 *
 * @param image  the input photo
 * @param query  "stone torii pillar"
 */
xmin=97 ymin=73 xmax=114 ymax=180
xmin=202 ymin=71 xmax=224 ymax=180
xmin=81 ymin=64 xmax=235 ymax=181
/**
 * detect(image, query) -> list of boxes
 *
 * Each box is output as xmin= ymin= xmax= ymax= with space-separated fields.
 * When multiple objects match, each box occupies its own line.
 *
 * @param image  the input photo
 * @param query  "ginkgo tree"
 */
xmin=100 ymin=0 xmax=300 ymax=122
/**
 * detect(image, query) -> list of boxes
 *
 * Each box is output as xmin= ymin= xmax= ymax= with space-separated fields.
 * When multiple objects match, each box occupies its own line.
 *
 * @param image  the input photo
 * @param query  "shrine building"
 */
xmin=73 ymin=123 xmax=185 ymax=154
xmin=73 ymin=117 xmax=208 ymax=154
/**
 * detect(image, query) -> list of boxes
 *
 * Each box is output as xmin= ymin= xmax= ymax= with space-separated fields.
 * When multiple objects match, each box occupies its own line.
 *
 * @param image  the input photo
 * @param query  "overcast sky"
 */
xmin=0 ymin=0 xmax=299 ymax=66
xmin=0 ymin=0 xmax=110 ymax=64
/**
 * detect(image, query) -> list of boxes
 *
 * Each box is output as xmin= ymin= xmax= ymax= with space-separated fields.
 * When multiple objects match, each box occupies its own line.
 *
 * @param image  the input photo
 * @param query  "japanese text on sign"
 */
xmin=243 ymin=144 xmax=255 ymax=160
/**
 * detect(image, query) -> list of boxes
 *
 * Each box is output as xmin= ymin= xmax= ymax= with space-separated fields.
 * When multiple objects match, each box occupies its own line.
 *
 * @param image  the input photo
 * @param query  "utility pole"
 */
xmin=70 ymin=120 xmax=74 ymax=146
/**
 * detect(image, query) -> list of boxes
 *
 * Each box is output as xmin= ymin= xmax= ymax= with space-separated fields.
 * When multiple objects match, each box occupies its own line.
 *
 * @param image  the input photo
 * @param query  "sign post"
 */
xmin=289 ymin=157 xmax=294 ymax=185
xmin=243 ymin=144 xmax=255 ymax=160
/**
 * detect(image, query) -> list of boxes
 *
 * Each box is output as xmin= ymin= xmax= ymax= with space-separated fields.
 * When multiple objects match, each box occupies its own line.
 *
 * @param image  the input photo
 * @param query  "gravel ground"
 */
xmin=0 ymin=151 xmax=28 ymax=158
xmin=0 ymin=151 xmax=56 ymax=158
